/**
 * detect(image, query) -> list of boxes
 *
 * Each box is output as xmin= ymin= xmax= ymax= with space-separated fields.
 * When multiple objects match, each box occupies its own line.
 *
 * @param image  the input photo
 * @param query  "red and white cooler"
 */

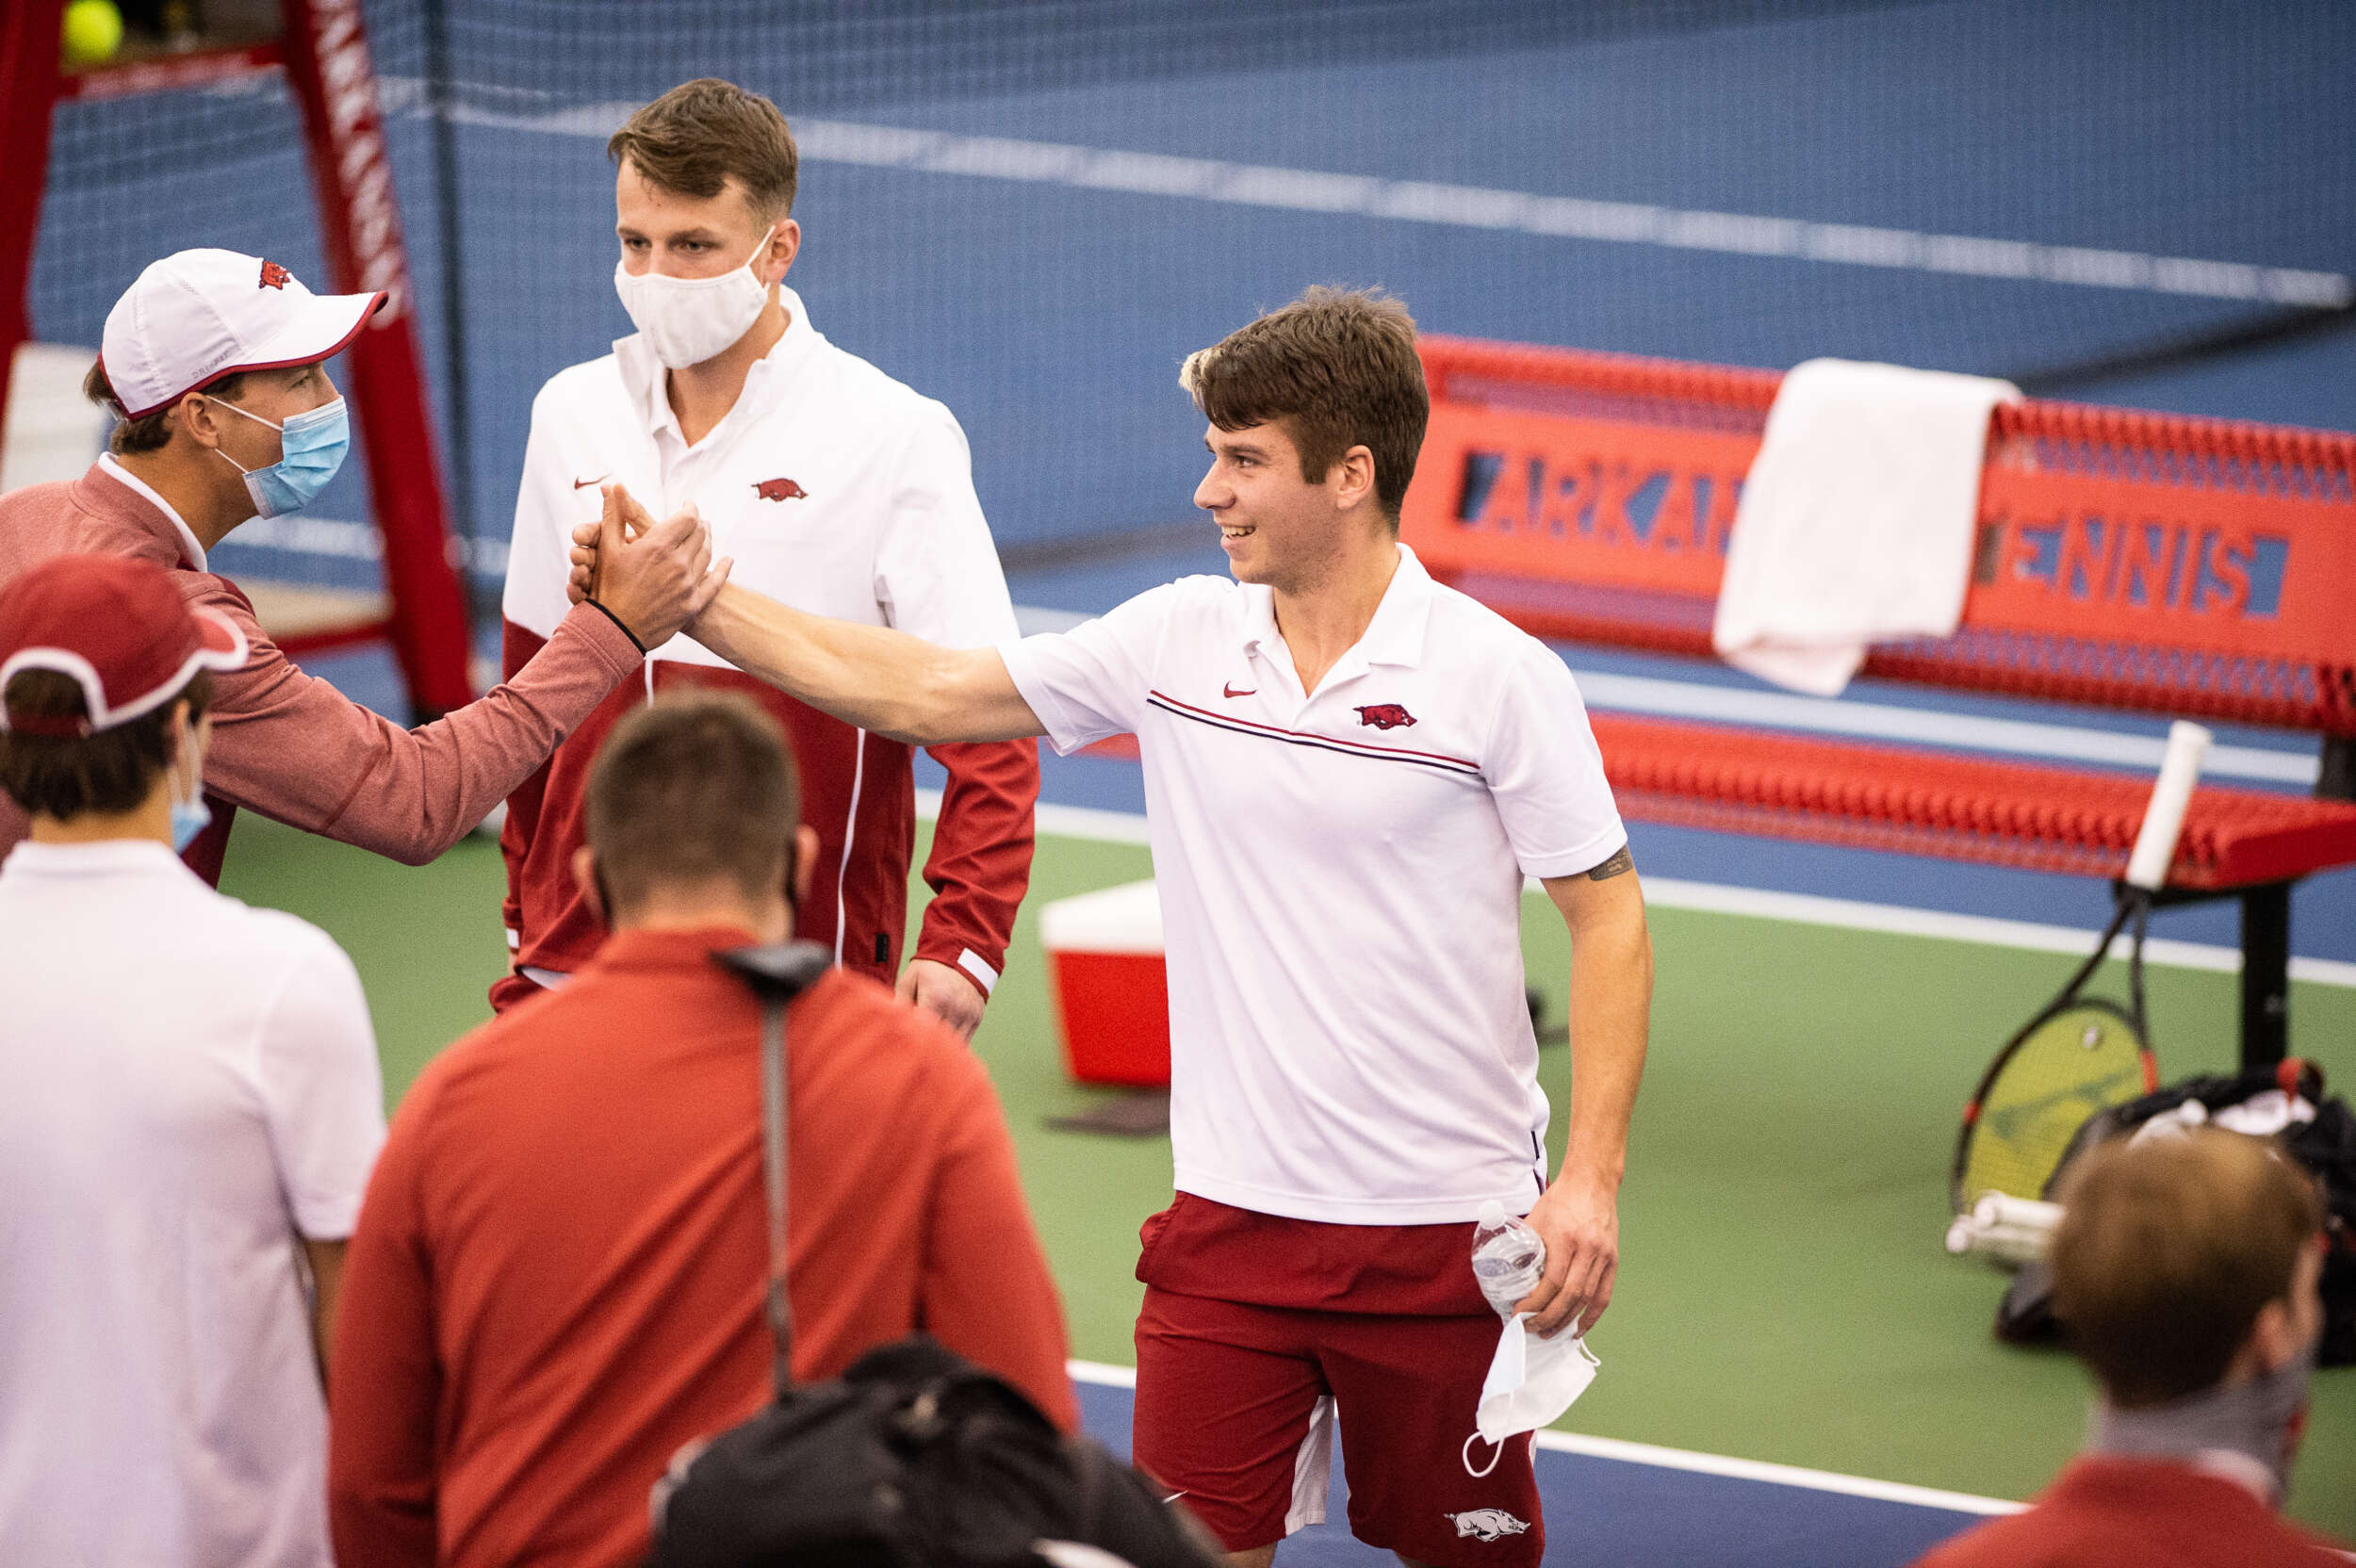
xmin=1039 ymin=878 xmax=1170 ymax=1087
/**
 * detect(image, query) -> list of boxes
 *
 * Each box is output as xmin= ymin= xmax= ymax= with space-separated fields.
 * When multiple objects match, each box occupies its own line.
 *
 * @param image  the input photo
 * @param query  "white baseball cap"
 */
xmin=97 ymin=248 xmax=383 ymax=420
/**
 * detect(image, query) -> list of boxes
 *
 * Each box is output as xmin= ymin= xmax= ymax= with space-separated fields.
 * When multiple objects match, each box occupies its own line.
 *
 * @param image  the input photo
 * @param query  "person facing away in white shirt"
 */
xmin=0 ymin=552 xmax=385 ymax=1568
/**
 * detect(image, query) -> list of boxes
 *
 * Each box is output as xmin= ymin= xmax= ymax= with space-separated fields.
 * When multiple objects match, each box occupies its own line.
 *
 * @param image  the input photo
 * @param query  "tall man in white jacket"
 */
xmin=498 ymin=78 xmax=1038 ymax=1033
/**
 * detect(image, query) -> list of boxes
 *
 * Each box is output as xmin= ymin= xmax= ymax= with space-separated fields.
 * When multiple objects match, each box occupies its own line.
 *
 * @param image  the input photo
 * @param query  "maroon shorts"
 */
xmin=1131 ymin=1196 xmax=1543 ymax=1568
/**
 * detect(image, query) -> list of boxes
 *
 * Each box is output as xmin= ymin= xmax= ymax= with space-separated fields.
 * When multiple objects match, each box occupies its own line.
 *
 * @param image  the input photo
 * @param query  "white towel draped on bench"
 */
xmin=1712 ymin=357 xmax=2021 ymax=696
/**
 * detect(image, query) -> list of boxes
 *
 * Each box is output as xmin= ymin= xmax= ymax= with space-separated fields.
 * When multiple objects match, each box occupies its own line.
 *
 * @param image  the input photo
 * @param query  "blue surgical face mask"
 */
xmin=211 ymin=394 xmax=351 ymax=518
xmin=170 ymin=792 xmax=212 ymax=856
xmin=169 ymin=713 xmax=211 ymax=856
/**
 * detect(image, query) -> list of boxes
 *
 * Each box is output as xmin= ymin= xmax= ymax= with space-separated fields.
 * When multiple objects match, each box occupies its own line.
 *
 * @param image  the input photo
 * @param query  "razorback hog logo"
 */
xmin=1447 ymin=1510 xmax=1530 ymax=1542
xmin=258 ymin=260 xmax=291 ymax=290
xmin=1354 ymin=703 xmax=1416 ymax=731
xmin=754 ymin=477 xmax=809 ymax=502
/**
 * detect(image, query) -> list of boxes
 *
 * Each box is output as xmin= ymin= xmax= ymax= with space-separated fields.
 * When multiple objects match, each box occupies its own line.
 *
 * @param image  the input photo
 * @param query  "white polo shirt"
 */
xmin=502 ymin=286 xmax=1019 ymax=663
xmin=0 ymin=840 xmax=384 ymax=1568
xmin=999 ymin=546 xmax=1626 ymax=1224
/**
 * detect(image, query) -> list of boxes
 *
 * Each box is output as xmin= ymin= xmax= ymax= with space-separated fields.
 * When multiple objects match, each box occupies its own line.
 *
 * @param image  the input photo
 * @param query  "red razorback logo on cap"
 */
xmin=258 ymin=260 xmax=291 ymax=290
xmin=754 ymin=477 xmax=809 ymax=502
xmin=1355 ymin=704 xmax=1416 ymax=730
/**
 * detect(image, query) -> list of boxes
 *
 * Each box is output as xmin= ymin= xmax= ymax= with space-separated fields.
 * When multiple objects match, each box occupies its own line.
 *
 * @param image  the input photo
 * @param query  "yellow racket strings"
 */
xmin=1962 ymin=1004 xmax=2149 ymax=1205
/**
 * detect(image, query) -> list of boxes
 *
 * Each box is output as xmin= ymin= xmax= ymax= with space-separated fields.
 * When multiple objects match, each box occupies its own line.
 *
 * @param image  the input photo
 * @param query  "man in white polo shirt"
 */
xmin=573 ymin=286 xmax=1652 ymax=1567
xmin=0 ymin=552 xmax=386 ymax=1567
xmin=498 ymin=77 xmax=1038 ymax=1032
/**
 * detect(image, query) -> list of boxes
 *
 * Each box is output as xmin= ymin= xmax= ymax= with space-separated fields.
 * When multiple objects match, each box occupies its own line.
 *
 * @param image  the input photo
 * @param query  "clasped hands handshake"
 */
xmin=563 ymin=484 xmax=990 ymax=1038
xmin=568 ymin=483 xmax=729 ymax=648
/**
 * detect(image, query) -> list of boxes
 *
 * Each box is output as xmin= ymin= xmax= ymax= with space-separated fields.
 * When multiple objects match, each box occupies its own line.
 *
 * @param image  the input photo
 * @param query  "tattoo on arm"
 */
xmin=1585 ymin=845 xmax=1635 ymax=881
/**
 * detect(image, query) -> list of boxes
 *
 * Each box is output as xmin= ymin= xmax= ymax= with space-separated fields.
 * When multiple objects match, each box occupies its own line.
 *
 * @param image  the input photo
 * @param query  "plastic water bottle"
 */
xmin=1470 ymin=1200 xmax=1546 ymax=1319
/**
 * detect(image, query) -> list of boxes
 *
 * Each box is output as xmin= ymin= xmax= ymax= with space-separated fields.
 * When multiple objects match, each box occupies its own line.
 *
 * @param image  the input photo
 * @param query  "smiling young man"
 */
xmin=573 ymin=286 xmax=1653 ymax=1567
xmin=497 ymin=78 xmax=1038 ymax=1033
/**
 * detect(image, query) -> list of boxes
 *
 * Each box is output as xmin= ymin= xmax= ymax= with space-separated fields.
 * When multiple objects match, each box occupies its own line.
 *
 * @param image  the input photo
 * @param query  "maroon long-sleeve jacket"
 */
xmin=0 ymin=458 xmax=641 ymax=878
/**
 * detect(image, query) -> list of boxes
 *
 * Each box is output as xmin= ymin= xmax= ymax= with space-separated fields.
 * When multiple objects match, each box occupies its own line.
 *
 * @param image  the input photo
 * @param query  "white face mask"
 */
xmin=1462 ymin=1314 xmax=1600 ymax=1477
xmin=613 ymin=227 xmax=777 ymax=369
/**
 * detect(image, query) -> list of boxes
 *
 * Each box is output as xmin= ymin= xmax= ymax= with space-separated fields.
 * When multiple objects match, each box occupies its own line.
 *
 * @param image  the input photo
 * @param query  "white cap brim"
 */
xmin=115 ymin=288 xmax=384 ymax=417
xmin=227 ymin=289 xmax=384 ymax=383
xmin=0 ymin=607 xmax=248 ymax=735
xmin=191 ymin=606 xmax=249 ymax=669
xmin=92 ymin=607 xmax=249 ymax=728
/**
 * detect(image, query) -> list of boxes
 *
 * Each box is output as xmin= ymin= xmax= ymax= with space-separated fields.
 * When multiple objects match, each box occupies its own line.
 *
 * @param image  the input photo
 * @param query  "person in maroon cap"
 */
xmin=0 ymin=553 xmax=385 ymax=1567
xmin=0 ymin=247 xmax=730 ymax=883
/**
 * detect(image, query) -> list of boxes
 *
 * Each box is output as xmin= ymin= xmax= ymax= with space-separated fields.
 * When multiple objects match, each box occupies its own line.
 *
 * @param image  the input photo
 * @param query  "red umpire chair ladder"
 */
xmin=0 ymin=0 xmax=474 ymax=719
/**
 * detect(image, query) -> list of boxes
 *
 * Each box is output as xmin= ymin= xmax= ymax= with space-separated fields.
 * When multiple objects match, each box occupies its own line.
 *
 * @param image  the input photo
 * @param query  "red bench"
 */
xmin=1398 ymin=336 xmax=2356 ymax=1067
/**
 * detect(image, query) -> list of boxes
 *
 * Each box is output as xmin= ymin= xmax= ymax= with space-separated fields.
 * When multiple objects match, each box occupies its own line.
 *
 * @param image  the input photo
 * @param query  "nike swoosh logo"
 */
xmin=1222 ymin=683 xmax=1256 ymax=698
xmin=574 ymin=475 xmax=607 ymax=489
xmin=1161 ymin=1491 xmax=1187 ymax=1505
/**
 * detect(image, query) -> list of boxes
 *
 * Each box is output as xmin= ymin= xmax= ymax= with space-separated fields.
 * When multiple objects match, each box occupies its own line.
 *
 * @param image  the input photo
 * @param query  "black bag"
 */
xmin=645 ymin=942 xmax=1219 ymax=1568
xmin=1995 ymin=1058 xmax=2356 ymax=1365
xmin=650 ymin=1337 xmax=1209 ymax=1568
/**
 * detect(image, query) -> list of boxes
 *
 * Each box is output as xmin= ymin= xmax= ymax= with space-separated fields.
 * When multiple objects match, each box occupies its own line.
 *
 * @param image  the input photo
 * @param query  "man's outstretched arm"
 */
xmin=703 ymin=583 xmax=1043 ymax=745
xmin=571 ymin=506 xmax=1043 ymax=746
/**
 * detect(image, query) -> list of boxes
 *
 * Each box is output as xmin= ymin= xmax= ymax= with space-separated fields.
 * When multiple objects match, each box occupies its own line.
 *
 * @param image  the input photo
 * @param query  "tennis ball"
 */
xmin=61 ymin=0 xmax=123 ymax=67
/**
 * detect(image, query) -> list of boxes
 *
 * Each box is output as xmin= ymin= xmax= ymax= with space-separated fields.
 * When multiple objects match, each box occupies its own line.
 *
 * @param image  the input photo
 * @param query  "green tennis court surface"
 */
xmin=220 ymin=811 xmax=2356 ymax=1543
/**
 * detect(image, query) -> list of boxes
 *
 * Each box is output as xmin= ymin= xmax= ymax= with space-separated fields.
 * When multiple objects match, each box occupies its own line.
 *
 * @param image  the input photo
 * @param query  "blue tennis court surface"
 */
xmin=1068 ymin=1368 xmax=2005 ymax=1567
xmin=33 ymin=0 xmax=2356 ymax=566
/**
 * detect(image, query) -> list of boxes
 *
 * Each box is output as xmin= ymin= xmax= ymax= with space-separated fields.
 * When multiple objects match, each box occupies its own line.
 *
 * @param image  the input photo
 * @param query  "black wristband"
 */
xmin=584 ymin=596 xmax=647 ymax=656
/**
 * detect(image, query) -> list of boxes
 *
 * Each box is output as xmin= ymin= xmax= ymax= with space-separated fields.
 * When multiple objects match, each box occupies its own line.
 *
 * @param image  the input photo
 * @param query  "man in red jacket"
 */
xmin=1911 ymin=1128 xmax=2340 ymax=1568
xmin=327 ymin=692 xmax=1075 ymax=1568
xmin=496 ymin=77 xmax=1037 ymax=1035
xmin=0 ymin=246 xmax=723 ymax=883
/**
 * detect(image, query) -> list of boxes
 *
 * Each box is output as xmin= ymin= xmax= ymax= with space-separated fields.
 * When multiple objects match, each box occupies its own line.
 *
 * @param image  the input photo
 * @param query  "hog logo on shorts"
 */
xmin=754 ymin=477 xmax=809 ymax=502
xmin=1354 ymin=703 xmax=1416 ymax=731
xmin=1447 ymin=1509 xmax=1530 ymax=1542
xmin=258 ymin=260 xmax=291 ymax=290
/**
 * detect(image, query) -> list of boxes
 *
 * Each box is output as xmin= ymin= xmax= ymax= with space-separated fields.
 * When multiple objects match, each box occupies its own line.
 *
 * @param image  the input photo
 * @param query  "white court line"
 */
xmin=1014 ymin=606 xmax=1097 ymax=635
xmin=1031 ymin=800 xmax=1154 ymax=848
xmin=1571 ymin=670 xmax=2320 ymax=788
xmin=1638 ymin=875 xmax=2356 ymax=989
xmin=1066 ymin=1361 xmax=2021 ymax=1516
xmin=434 ymin=92 xmax=2350 ymax=309
xmin=921 ymin=792 xmax=2356 ymax=988
xmin=1521 ymin=1431 xmax=2020 ymax=1517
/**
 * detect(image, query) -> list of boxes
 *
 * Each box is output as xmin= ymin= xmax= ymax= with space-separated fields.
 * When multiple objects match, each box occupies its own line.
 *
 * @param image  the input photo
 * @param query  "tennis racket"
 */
xmin=1950 ymin=721 xmax=2212 ymax=1215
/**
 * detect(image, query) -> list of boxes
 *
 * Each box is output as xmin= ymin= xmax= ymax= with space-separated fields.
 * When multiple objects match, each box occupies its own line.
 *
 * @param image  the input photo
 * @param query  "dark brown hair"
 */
xmin=608 ymin=78 xmax=799 ymax=221
xmin=84 ymin=361 xmax=248 ymax=455
xmin=0 ymin=668 xmax=213 ymax=820
xmin=584 ymin=692 xmax=801 ymax=919
xmin=1180 ymin=286 xmax=1428 ymax=522
xmin=2051 ymin=1128 xmax=2324 ymax=1407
